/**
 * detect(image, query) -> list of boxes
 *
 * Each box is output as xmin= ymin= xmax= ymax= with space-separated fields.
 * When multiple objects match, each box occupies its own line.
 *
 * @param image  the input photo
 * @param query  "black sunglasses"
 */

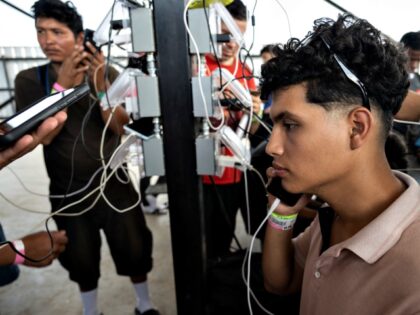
xmin=320 ymin=35 xmax=370 ymax=110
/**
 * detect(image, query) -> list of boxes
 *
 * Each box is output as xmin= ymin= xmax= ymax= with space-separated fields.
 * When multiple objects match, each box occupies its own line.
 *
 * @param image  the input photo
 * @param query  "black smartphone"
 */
xmin=266 ymin=177 xmax=303 ymax=206
xmin=83 ymin=29 xmax=100 ymax=52
xmin=0 ymin=84 xmax=90 ymax=150
xmin=267 ymin=177 xmax=325 ymax=208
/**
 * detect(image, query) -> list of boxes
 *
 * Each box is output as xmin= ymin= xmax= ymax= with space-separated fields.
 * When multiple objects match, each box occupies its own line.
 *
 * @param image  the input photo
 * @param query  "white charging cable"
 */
xmin=245 ymin=198 xmax=281 ymax=315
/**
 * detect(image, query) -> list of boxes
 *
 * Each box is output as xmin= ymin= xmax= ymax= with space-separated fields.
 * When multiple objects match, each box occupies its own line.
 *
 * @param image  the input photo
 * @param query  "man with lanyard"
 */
xmin=14 ymin=1 xmax=159 ymax=314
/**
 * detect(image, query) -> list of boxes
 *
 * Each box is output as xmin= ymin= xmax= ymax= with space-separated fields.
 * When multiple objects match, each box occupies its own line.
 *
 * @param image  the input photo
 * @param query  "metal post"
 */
xmin=152 ymin=1 xmax=209 ymax=314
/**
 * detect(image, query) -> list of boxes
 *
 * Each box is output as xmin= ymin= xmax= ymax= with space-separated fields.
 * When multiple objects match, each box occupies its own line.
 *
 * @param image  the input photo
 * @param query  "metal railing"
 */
xmin=0 ymin=46 xmax=128 ymax=119
xmin=0 ymin=46 xmax=48 ymax=118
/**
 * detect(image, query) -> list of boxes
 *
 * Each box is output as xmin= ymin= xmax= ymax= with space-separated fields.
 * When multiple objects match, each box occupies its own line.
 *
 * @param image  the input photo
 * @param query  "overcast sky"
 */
xmin=0 ymin=0 xmax=419 ymax=53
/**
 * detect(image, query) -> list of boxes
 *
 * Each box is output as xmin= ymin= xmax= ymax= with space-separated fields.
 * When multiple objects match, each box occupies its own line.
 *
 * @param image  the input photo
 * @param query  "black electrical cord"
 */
xmin=227 ymin=98 xmax=273 ymax=134
xmin=219 ymin=74 xmax=261 ymax=97
xmin=240 ymin=46 xmax=255 ymax=80
xmin=238 ymin=0 xmax=257 ymax=93
xmin=104 ymin=0 xmax=117 ymax=96
xmin=239 ymin=0 xmax=257 ymax=79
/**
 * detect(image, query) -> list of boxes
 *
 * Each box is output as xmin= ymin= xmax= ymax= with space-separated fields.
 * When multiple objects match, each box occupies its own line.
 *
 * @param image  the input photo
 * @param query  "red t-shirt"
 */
xmin=202 ymin=55 xmax=256 ymax=185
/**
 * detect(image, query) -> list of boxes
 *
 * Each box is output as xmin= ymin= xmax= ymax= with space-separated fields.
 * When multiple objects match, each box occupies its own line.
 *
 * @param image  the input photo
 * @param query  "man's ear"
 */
xmin=348 ymin=107 xmax=372 ymax=150
xmin=76 ymin=32 xmax=84 ymax=46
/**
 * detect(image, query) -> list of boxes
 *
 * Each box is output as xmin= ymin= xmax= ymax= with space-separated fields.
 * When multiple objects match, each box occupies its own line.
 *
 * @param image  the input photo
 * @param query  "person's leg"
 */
xmin=102 ymin=178 xmax=157 ymax=314
xmin=53 ymin=203 xmax=102 ymax=315
xmin=80 ymin=289 xmax=99 ymax=315
xmin=131 ymin=275 xmax=155 ymax=313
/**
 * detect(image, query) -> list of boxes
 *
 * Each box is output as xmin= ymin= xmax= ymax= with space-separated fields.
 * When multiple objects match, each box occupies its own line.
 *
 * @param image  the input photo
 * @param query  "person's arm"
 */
xmin=0 ymin=230 xmax=68 ymax=267
xmin=262 ymin=168 xmax=312 ymax=295
xmin=55 ymin=45 xmax=89 ymax=90
xmin=85 ymin=42 xmax=130 ymax=136
xmin=0 ymin=111 xmax=67 ymax=169
xmin=39 ymin=112 xmax=67 ymax=145
xmin=37 ymin=46 xmax=87 ymax=144
xmin=14 ymin=56 xmax=81 ymax=146
xmin=395 ymin=90 xmax=420 ymax=121
xmin=262 ymin=195 xmax=308 ymax=295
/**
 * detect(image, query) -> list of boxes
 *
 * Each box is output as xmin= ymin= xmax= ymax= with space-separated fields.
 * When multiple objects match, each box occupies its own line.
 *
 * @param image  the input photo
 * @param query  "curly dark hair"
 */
xmin=260 ymin=14 xmax=409 ymax=139
xmin=32 ymin=0 xmax=83 ymax=36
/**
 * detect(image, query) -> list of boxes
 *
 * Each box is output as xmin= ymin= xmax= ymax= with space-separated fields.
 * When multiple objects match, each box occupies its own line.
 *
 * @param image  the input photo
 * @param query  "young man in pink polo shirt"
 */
xmin=261 ymin=14 xmax=420 ymax=314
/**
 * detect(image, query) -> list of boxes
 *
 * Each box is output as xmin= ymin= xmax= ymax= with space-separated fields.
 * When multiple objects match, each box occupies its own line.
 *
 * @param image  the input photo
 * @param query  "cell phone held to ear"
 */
xmin=83 ymin=29 xmax=100 ymax=52
xmin=0 ymin=83 xmax=90 ymax=151
xmin=267 ymin=177 xmax=325 ymax=209
xmin=266 ymin=177 xmax=303 ymax=207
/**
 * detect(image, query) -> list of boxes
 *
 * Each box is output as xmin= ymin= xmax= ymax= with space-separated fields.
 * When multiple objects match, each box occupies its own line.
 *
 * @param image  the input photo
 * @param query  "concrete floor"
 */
xmin=0 ymin=147 xmax=177 ymax=315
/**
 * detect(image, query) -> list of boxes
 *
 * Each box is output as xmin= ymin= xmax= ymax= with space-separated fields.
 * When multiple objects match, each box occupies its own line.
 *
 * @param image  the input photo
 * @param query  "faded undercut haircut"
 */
xmin=260 ymin=14 xmax=409 ymax=141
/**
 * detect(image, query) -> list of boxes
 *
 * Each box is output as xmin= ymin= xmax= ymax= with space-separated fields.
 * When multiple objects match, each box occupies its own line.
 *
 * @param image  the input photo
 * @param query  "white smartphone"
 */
xmin=0 ymin=83 xmax=90 ymax=150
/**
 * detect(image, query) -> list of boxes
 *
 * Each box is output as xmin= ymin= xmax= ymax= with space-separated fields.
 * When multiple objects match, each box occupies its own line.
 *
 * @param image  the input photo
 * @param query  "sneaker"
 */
xmin=143 ymin=199 xmax=168 ymax=215
xmin=142 ymin=205 xmax=168 ymax=215
xmin=134 ymin=308 xmax=161 ymax=315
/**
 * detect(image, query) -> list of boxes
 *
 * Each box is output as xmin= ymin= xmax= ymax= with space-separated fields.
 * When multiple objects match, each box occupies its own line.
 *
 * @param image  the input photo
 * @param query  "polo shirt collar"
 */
xmin=336 ymin=171 xmax=420 ymax=264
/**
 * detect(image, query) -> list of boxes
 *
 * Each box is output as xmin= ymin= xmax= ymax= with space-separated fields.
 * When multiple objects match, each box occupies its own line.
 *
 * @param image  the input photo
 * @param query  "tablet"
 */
xmin=0 ymin=83 xmax=90 ymax=150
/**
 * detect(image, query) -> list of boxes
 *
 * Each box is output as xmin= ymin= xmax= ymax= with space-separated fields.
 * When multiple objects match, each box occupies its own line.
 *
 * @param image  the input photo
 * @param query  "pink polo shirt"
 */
xmin=293 ymin=171 xmax=420 ymax=315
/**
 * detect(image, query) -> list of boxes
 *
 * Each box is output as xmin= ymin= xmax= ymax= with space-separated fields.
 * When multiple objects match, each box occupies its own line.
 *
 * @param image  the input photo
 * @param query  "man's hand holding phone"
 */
xmin=56 ymin=45 xmax=89 ymax=89
xmin=266 ymin=166 xmax=312 ymax=214
xmin=0 ymin=111 xmax=67 ymax=169
xmin=84 ymin=41 xmax=107 ymax=92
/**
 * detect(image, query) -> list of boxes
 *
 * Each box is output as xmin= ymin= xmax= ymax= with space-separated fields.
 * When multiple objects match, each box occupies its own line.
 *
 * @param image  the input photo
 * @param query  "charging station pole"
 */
xmin=153 ymin=1 xmax=209 ymax=314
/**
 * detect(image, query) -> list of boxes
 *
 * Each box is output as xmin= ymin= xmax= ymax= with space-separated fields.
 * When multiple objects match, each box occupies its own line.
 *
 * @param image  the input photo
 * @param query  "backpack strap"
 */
xmin=36 ymin=64 xmax=50 ymax=96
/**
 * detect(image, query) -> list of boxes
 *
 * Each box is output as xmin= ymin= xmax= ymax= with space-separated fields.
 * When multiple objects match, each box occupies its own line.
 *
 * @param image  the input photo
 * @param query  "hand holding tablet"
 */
xmin=0 ymin=83 xmax=89 ymax=151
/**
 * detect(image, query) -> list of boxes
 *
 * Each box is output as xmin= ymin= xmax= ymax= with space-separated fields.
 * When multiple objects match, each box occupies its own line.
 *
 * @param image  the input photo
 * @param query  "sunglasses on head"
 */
xmin=320 ymin=34 xmax=370 ymax=110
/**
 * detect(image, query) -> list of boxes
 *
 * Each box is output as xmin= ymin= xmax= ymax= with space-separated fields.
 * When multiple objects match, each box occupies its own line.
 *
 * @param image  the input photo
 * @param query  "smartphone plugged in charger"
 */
xmin=267 ymin=177 xmax=324 ymax=208
xmin=266 ymin=177 xmax=302 ymax=206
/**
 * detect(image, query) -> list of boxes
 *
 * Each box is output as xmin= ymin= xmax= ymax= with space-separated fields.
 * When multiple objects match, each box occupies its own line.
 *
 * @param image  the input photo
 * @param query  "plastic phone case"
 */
xmin=0 ymin=84 xmax=89 ymax=150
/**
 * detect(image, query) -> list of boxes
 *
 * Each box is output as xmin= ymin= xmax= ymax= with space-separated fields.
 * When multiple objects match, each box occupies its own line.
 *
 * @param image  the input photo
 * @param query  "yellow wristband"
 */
xmin=269 ymin=212 xmax=298 ymax=231
xmin=271 ymin=212 xmax=298 ymax=220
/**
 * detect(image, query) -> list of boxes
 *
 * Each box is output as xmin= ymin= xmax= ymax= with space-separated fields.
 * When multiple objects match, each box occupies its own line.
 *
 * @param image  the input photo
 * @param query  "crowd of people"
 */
xmin=1 ymin=0 xmax=420 ymax=314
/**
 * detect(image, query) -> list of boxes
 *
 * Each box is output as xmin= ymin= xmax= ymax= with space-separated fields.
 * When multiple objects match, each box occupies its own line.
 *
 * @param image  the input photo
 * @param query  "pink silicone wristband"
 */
xmin=12 ymin=240 xmax=25 ymax=265
xmin=52 ymin=82 xmax=65 ymax=92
